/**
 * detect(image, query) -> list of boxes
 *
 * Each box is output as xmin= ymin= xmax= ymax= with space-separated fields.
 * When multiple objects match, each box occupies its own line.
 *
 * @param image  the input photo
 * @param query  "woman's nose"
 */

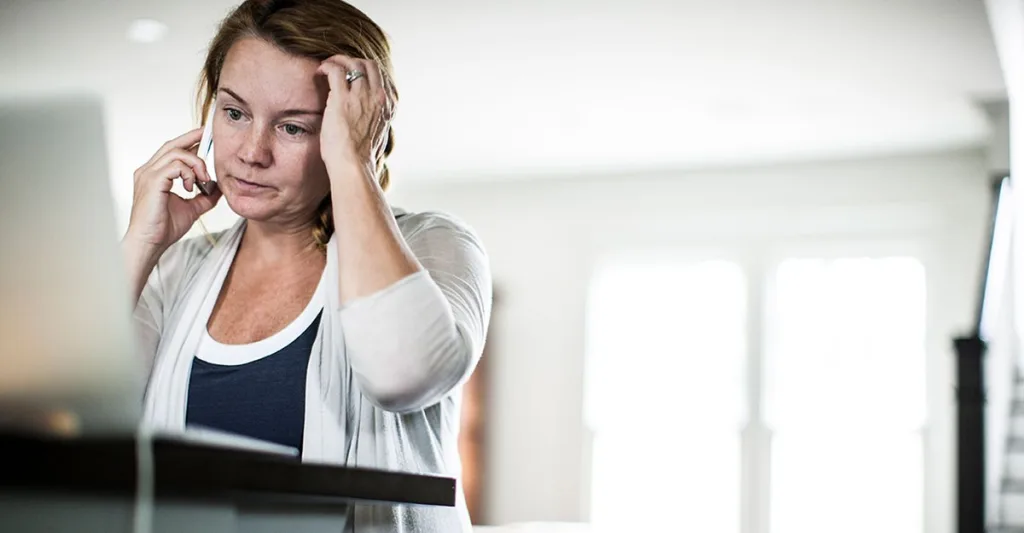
xmin=237 ymin=126 xmax=272 ymax=167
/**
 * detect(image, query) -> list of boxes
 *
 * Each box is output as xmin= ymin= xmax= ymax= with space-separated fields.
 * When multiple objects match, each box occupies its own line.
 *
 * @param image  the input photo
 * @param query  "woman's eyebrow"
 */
xmin=218 ymin=87 xmax=248 ymax=105
xmin=218 ymin=87 xmax=322 ymax=117
xmin=279 ymin=108 xmax=323 ymax=117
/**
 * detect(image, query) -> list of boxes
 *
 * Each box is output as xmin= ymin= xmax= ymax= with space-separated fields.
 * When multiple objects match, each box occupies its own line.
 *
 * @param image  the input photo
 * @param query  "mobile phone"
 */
xmin=194 ymin=102 xmax=218 ymax=196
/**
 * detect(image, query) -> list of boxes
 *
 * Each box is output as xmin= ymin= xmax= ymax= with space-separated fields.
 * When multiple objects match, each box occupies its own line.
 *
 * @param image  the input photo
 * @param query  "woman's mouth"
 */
xmin=231 ymin=176 xmax=270 ymax=193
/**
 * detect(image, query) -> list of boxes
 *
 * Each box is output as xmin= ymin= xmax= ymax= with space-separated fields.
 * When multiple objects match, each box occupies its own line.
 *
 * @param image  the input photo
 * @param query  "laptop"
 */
xmin=0 ymin=94 xmax=296 ymax=456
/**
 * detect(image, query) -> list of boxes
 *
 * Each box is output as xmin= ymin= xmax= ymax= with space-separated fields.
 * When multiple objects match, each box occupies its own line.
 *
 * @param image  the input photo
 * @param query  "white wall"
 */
xmin=388 ymin=149 xmax=992 ymax=532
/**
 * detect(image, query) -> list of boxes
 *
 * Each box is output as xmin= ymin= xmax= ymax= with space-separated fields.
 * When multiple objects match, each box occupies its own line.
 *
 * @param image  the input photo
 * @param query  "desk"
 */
xmin=0 ymin=432 xmax=456 ymax=532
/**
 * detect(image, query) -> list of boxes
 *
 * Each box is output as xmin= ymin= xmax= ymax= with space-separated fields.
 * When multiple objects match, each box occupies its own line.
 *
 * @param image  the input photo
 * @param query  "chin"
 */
xmin=222 ymin=189 xmax=282 ymax=222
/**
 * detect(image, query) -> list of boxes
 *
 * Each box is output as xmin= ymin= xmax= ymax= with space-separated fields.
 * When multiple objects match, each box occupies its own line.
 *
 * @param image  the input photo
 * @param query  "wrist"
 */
xmin=121 ymin=233 xmax=164 ymax=271
xmin=324 ymin=149 xmax=363 ymax=173
xmin=326 ymin=156 xmax=377 ymax=188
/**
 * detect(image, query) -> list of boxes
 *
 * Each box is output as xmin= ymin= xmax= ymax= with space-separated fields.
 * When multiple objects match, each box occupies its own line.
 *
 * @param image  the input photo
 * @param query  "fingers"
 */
xmin=321 ymin=55 xmax=362 ymax=82
xmin=153 ymin=160 xmax=198 ymax=193
xmin=360 ymin=60 xmax=384 ymax=98
xmin=362 ymin=62 xmax=394 ymax=119
xmin=186 ymin=181 xmax=222 ymax=218
xmin=149 ymin=148 xmax=212 ymax=187
xmin=381 ymin=75 xmax=397 ymax=120
xmin=135 ymin=142 xmax=210 ymax=194
xmin=320 ymin=55 xmax=397 ymax=136
xmin=319 ymin=55 xmax=390 ymax=108
xmin=318 ymin=55 xmax=395 ymax=163
xmin=316 ymin=60 xmax=352 ymax=98
xmin=144 ymin=128 xmax=204 ymax=169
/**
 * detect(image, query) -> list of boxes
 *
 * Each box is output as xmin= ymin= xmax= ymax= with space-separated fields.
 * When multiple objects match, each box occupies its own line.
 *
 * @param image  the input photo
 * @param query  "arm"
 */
xmin=122 ymin=237 xmax=164 ymax=306
xmin=123 ymin=127 xmax=221 ymax=306
xmin=329 ymin=167 xmax=493 ymax=412
xmin=317 ymin=55 xmax=491 ymax=411
xmin=329 ymin=163 xmax=422 ymax=304
xmin=126 ymin=241 xmax=166 ymax=378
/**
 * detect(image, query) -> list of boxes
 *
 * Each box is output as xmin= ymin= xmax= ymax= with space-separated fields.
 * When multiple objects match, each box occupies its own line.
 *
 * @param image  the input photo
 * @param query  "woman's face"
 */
xmin=212 ymin=37 xmax=331 ymax=227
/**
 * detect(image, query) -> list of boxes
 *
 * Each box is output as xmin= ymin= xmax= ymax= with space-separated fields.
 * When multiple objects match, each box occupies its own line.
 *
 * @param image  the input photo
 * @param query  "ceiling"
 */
xmin=0 ymin=0 xmax=1007 ymax=188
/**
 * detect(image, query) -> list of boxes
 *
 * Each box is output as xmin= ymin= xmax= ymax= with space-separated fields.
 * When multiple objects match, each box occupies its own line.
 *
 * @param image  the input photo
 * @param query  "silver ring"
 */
xmin=345 ymin=70 xmax=365 ymax=83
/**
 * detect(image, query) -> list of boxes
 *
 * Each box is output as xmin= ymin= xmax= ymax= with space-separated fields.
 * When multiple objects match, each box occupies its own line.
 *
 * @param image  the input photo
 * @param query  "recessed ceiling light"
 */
xmin=127 ymin=19 xmax=169 ymax=44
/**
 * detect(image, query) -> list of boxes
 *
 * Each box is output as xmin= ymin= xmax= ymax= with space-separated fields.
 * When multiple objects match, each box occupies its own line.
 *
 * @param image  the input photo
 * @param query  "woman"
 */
xmin=122 ymin=0 xmax=492 ymax=531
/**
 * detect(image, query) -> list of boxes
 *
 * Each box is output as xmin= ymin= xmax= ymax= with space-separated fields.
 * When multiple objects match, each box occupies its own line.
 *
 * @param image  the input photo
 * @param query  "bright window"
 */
xmin=585 ymin=258 xmax=746 ymax=533
xmin=765 ymin=256 xmax=926 ymax=533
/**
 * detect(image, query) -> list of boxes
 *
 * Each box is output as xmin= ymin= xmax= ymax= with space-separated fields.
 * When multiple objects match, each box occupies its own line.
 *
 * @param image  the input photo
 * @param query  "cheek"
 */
xmin=305 ymin=137 xmax=325 ymax=174
xmin=282 ymin=142 xmax=330 ymax=190
xmin=211 ymin=127 xmax=239 ymax=170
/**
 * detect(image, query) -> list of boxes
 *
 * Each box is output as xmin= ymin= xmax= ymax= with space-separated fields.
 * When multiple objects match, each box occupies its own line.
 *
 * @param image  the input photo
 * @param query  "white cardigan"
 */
xmin=133 ymin=206 xmax=493 ymax=533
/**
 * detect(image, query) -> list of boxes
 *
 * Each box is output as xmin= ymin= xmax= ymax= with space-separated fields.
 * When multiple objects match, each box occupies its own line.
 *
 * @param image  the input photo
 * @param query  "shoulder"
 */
xmin=161 ymin=230 xmax=227 ymax=271
xmin=392 ymin=206 xmax=490 ymax=281
xmin=148 ymin=229 xmax=231 ymax=298
xmin=393 ymin=206 xmax=485 ymax=250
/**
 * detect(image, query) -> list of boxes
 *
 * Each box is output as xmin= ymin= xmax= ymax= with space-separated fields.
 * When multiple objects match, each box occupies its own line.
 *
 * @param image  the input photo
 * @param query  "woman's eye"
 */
xmin=283 ymin=124 xmax=306 ymax=136
xmin=226 ymin=108 xmax=243 ymax=121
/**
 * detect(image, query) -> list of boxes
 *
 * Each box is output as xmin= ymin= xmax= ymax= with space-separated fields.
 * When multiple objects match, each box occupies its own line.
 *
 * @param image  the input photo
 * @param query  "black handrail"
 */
xmin=956 ymin=174 xmax=1010 ymax=533
xmin=956 ymin=334 xmax=986 ymax=533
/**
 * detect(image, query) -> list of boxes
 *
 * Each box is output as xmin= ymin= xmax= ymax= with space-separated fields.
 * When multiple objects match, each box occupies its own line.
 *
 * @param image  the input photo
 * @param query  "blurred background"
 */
xmin=3 ymin=1 xmax=1024 ymax=532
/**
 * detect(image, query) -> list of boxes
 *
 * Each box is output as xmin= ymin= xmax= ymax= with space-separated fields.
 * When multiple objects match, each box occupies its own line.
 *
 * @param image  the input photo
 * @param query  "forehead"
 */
xmin=219 ymin=37 xmax=324 ymax=107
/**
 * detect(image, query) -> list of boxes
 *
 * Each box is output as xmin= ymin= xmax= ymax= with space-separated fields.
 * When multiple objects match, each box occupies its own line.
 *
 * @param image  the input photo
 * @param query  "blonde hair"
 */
xmin=196 ymin=0 xmax=397 ymax=250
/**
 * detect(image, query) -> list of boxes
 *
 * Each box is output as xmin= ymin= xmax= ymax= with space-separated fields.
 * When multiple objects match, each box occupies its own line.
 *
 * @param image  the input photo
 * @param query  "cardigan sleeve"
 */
xmin=338 ymin=211 xmax=493 ymax=413
xmin=132 ymin=260 xmax=165 ymax=377
xmin=131 ymin=236 xmax=208 ymax=377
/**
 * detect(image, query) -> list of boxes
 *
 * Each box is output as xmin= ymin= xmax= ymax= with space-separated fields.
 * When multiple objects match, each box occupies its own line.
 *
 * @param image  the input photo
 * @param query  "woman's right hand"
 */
xmin=124 ymin=128 xmax=222 ymax=255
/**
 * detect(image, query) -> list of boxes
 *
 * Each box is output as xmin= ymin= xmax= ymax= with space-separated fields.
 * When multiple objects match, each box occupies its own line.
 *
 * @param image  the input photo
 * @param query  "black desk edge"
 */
xmin=0 ymin=432 xmax=456 ymax=508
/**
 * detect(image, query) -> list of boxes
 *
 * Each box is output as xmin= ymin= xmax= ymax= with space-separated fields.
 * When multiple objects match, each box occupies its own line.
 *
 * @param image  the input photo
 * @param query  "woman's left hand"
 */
xmin=316 ymin=55 xmax=395 ymax=177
